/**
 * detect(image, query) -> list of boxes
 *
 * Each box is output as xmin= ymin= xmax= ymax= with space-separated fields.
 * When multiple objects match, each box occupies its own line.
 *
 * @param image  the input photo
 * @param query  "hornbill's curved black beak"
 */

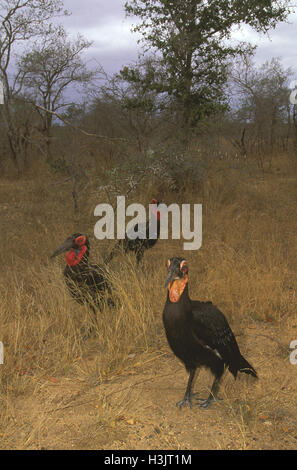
xmin=164 ymin=260 xmax=182 ymax=288
xmin=51 ymin=236 xmax=74 ymax=259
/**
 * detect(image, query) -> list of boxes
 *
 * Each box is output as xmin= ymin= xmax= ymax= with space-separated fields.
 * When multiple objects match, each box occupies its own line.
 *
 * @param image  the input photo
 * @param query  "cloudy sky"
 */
xmin=62 ymin=0 xmax=140 ymax=75
xmin=61 ymin=0 xmax=297 ymax=75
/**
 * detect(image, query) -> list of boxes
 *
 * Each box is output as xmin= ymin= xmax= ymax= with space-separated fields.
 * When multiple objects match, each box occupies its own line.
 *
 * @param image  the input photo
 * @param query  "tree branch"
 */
xmin=32 ymin=103 xmax=126 ymax=142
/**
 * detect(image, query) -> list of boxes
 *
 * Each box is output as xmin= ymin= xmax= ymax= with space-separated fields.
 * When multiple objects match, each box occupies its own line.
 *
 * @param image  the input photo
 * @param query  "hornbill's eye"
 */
xmin=75 ymin=235 xmax=86 ymax=246
xmin=180 ymin=260 xmax=188 ymax=272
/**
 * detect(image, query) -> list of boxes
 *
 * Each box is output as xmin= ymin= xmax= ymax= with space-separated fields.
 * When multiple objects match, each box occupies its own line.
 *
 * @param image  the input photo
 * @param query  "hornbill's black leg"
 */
xmin=81 ymin=304 xmax=97 ymax=340
xmin=194 ymin=374 xmax=223 ymax=409
xmin=176 ymin=368 xmax=196 ymax=409
xmin=136 ymin=248 xmax=144 ymax=265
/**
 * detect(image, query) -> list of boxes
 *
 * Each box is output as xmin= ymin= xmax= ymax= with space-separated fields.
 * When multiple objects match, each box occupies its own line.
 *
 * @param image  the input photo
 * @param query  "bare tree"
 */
xmin=231 ymin=56 xmax=293 ymax=165
xmin=0 ymin=0 xmax=66 ymax=170
xmin=98 ymin=57 xmax=171 ymax=154
xmin=18 ymin=26 xmax=99 ymax=163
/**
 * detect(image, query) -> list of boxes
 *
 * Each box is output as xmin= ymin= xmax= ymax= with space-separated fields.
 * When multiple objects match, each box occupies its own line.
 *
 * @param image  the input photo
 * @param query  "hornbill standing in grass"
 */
xmin=163 ymin=257 xmax=258 ymax=410
xmin=51 ymin=233 xmax=112 ymax=312
xmin=105 ymin=198 xmax=161 ymax=264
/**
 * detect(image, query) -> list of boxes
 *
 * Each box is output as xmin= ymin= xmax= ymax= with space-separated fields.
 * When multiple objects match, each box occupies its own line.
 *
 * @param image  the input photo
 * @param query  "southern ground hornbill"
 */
xmin=51 ymin=233 xmax=111 ymax=312
xmin=163 ymin=257 xmax=258 ymax=410
xmin=105 ymin=198 xmax=161 ymax=264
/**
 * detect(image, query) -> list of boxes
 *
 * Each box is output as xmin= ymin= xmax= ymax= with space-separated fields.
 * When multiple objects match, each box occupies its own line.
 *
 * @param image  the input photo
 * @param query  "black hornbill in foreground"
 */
xmin=105 ymin=198 xmax=161 ymax=264
xmin=51 ymin=233 xmax=111 ymax=312
xmin=163 ymin=257 xmax=258 ymax=410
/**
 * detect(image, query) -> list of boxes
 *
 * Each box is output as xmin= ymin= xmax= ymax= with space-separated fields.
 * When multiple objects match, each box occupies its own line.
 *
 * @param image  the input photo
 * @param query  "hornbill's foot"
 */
xmin=176 ymin=393 xmax=196 ymax=409
xmin=176 ymin=397 xmax=192 ymax=409
xmin=194 ymin=395 xmax=222 ymax=409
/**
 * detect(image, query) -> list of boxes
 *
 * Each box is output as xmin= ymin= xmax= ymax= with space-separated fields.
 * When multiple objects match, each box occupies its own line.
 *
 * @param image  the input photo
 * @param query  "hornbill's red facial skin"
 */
xmin=105 ymin=198 xmax=162 ymax=264
xmin=163 ymin=257 xmax=258 ymax=410
xmin=51 ymin=234 xmax=89 ymax=267
xmin=51 ymin=233 xmax=112 ymax=316
xmin=150 ymin=198 xmax=161 ymax=222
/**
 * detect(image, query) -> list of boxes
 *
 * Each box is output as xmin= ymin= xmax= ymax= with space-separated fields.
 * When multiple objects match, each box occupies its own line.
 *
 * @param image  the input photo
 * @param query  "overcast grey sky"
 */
xmin=62 ymin=0 xmax=140 ymax=74
xmin=61 ymin=0 xmax=297 ymax=75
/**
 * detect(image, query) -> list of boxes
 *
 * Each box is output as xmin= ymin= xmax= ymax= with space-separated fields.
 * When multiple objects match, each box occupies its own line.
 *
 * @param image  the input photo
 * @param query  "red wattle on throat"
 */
xmin=66 ymin=246 xmax=87 ymax=266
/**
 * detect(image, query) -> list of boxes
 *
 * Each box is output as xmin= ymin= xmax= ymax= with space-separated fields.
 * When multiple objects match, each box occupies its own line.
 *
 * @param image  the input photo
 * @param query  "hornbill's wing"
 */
xmin=191 ymin=301 xmax=241 ymax=366
xmin=87 ymin=265 xmax=109 ymax=291
xmin=105 ymin=222 xmax=144 ymax=262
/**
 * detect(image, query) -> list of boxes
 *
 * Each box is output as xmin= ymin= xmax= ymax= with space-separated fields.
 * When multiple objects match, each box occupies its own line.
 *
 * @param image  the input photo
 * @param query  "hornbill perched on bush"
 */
xmin=105 ymin=198 xmax=161 ymax=264
xmin=51 ymin=233 xmax=111 ymax=311
xmin=163 ymin=257 xmax=257 ymax=410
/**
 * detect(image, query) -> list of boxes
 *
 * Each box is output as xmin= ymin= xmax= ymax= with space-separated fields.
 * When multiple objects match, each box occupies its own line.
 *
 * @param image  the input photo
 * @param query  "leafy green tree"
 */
xmin=124 ymin=0 xmax=292 ymax=140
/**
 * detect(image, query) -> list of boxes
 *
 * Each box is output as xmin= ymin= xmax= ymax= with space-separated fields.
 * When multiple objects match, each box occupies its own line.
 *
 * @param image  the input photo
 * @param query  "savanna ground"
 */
xmin=0 ymin=151 xmax=296 ymax=450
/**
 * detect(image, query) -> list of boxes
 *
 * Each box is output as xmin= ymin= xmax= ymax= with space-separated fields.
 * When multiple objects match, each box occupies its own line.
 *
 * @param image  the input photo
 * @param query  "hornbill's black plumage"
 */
xmin=105 ymin=198 xmax=161 ymax=264
xmin=51 ymin=233 xmax=111 ymax=311
xmin=163 ymin=257 xmax=258 ymax=410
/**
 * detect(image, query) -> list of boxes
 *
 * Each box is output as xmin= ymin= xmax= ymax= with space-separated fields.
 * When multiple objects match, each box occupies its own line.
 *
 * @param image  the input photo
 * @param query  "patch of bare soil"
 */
xmin=6 ymin=322 xmax=296 ymax=450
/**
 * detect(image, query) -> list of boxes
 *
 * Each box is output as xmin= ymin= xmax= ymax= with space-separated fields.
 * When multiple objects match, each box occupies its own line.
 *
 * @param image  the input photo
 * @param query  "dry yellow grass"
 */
xmin=0 ymin=153 xmax=296 ymax=449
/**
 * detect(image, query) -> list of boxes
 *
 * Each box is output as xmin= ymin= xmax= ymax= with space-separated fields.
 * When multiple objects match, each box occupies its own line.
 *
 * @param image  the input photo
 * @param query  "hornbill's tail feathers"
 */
xmin=238 ymin=355 xmax=258 ymax=378
xmin=230 ymin=354 xmax=258 ymax=379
